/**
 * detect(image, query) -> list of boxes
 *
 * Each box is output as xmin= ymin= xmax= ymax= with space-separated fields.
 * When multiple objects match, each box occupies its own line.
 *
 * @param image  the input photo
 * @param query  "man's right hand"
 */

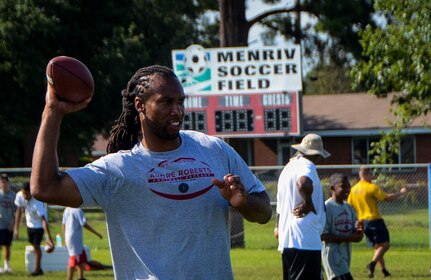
xmin=293 ymin=201 xmax=316 ymax=218
xmin=46 ymin=83 xmax=91 ymax=116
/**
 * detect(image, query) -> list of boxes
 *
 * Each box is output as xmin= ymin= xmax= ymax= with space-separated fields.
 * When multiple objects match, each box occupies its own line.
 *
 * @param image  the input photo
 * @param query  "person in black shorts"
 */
xmin=14 ymin=183 xmax=54 ymax=276
xmin=0 ymin=173 xmax=16 ymax=273
xmin=347 ymin=166 xmax=407 ymax=278
xmin=275 ymin=134 xmax=331 ymax=280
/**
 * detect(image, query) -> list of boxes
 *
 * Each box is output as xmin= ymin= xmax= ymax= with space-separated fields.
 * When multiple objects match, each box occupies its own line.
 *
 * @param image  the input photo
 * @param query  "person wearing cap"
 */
xmin=321 ymin=173 xmax=363 ymax=280
xmin=347 ymin=166 xmax=407 ymax=278
xmin=0 ymin=173 xmax=16 ymax=273
xmin=14 ymin=182 xmax=54 ymax=277
xmin=274 ymin=133 xmax=330 ymax=280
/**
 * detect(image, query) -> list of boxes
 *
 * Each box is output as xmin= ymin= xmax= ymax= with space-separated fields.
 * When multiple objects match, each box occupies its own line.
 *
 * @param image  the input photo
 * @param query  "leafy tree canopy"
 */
xmin=247 ymin=1 xmax=376 ymax=94
xmin=258 ymin=0 xmax=375 ymax=66
xmin=0 ymin=0 xmax=216 ymax=166
xmin=352 ymin=0 xmax=431 ymax=118
xmin=303 ymin=64 xmax=354 ymax=94
xmin=351 ymin=0 xmax=430 ymax=163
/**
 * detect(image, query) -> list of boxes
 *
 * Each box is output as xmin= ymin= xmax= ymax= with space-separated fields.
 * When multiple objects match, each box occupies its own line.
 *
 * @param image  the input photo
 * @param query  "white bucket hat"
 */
xmin=291 ymin=133 xmax=331 ymax=158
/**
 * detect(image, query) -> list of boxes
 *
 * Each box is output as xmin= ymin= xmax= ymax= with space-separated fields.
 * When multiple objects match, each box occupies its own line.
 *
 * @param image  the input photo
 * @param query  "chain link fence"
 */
xmin=252 ymin=163 xmax=430 ymax=249
xmin=2 ymin=164 xmax=430 ymax=248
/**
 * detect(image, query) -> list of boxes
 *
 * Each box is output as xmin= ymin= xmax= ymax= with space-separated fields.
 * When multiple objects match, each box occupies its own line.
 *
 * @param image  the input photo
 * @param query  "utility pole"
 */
xmin=295 ymin=0 xmax=301 ymax=44
xmin=219 ymin=0 xmax=248 ymax=248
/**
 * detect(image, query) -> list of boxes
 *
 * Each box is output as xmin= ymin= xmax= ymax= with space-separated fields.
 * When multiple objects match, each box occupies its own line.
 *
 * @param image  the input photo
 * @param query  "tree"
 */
xmin=218 ymin=0 xmax=375 ymax=95
xmin=351 ymin=0 xmax=431 ymax=163
xmin=0 ymin=0 xmax=215 ymax=166
xmin=255 ymin=0 xmax=375 ymax=66
xmin=303 ymin=64 xmax=354 ymax=94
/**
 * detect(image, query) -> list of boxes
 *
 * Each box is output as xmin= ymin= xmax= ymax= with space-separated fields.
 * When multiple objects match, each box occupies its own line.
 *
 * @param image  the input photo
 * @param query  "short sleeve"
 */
xmin=62 ymin=211 xmax=67 ymax=225
xmin=372 ymin=184 xmax=387 ymax=201
xmin=66 ymin=157 xmax=113 ymax=208
xmin=14 ymin=193 xmax=23 ymax=207
xmin=35 ymin=201 xmax=47 ymax=218
xmin=78 ymin=210 xmax=87 ymax=226
xmin=322 ymin=202 xmax=332 ymax=235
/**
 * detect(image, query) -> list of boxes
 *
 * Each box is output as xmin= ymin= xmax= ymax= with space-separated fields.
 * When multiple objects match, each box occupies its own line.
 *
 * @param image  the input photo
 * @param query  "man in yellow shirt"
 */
xmin=347 ymin=166 xmax=406 ymax=278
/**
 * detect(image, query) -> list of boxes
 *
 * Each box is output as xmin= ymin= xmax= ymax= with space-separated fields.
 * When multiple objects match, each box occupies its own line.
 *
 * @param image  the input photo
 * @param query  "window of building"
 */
xmin=277 ymin=139 xmax=292 ymax=165
xmin=352 ymin=136 xmax=415 ymax=164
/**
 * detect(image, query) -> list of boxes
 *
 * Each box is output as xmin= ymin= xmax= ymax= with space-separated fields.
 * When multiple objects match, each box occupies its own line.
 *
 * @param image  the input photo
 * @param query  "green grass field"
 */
xmin=3 ymin=209 xmax=431 ymax=279
xmin=233 ymin=214 xmax=431 ymax=280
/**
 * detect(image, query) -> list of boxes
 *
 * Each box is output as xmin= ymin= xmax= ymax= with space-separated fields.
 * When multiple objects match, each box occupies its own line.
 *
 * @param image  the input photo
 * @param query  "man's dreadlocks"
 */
xmin=106 ymin=65 xmax=178 ymax=153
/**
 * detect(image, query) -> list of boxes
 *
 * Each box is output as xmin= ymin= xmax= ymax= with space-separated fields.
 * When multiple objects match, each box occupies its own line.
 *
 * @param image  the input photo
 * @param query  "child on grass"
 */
xmin=14 ymin=182 xmax=54 ymax=276
xmin=62 ymin=207 xmax=102 ymax=280
xmin=321 ymin=174 xmax=363 ymax=280
xmin=0 ymin=173 xmax=15 ymax=273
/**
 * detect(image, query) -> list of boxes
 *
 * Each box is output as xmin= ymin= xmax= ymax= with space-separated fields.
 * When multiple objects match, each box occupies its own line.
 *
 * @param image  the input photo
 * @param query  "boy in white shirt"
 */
xmin=14 ymin=183 xmax=54 ymax=276
xmin=62 ymin=207 xmax=102 ymax=280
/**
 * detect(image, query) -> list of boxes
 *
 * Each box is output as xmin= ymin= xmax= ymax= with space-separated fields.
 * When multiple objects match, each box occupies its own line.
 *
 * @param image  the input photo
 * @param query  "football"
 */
xmin=44 ymin=244 xmax=55 ymax=254
xmin=46 ymin=56 xmax=94 ymax=103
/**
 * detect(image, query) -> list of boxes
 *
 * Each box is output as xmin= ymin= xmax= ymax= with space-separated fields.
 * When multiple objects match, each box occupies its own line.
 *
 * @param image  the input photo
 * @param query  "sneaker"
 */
xmin=367 ymin=261 xmax=376 ymax=278
xmin=30 ymin=269 xmax=44 ymax=276
xmin=3 ymin=267 xmax=12 ymax=273
xmin=382 ymin=268 xmax=391 ymax=277
xmin=0 ymin=268 xmax=4 ymax=274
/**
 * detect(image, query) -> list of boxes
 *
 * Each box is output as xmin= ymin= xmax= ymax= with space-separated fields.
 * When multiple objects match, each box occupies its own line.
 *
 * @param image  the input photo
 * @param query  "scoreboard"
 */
xmin=182 ymin=92 xmax=300 ymax=137
xmin=173 ymin=45 xmax=303 ymax=137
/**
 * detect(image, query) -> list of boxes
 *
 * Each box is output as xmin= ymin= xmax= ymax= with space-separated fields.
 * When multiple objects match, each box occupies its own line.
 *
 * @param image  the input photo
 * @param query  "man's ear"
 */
xmin=135 ymin=96 xmax=145 ymax=113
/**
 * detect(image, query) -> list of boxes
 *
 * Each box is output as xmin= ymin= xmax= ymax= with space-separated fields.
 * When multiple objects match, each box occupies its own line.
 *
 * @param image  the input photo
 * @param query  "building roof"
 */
xmin=303 ymin=93 xmax=431 ymax=136
xmin=92 ymin=93 xmax=431 ymax=155
xmin=92 ymin=134 xmax=109 ymax=157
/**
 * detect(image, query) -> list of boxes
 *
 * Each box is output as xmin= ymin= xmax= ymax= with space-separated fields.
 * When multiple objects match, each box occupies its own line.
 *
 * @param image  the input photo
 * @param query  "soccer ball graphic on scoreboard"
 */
xmin=184 ymin=45 xmax=207 ymax=75
xmin=173 ymin=44 xmax=211 ymax=94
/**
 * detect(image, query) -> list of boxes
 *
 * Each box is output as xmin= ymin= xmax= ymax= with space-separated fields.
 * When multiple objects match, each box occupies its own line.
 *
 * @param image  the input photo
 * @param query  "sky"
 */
xmin=246 ymin=0 xmax=293 ymax=46
xmin=246 ymin=0 xmax=317 ymax=73
xmin=199 ymin=0 xmax=317 ymax=74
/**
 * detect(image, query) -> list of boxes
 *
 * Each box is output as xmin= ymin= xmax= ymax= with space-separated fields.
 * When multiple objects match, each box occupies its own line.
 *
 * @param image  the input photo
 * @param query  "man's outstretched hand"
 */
xmin=212 ymin=174 xmax=248 ymax=208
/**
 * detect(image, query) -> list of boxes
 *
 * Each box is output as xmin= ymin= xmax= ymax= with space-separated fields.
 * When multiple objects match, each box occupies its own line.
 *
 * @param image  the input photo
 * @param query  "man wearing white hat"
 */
xmin=274 ymin=133 xmax=331 ymax=280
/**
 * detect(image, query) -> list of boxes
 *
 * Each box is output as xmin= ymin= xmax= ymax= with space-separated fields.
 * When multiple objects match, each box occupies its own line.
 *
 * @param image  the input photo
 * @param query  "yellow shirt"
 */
xmin=347 ymin=180 xmax=387 ymax=220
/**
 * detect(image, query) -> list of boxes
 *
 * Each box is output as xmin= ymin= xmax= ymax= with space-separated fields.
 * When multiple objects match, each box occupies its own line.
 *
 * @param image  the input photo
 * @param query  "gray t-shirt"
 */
xmin=0 ymin=190 xmax=16 ymax=229
xmin=321 ymin=197 xmax=358 ymax=279
xmin=66 ymin=130 xmax=266 ymax=280
xmin=62 ymin=207 xmax=87 ymax=256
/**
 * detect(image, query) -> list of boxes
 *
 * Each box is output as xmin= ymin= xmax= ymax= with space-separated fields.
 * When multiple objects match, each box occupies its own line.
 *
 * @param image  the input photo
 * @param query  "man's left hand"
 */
xmin=212 ymin=174 xmax=248 ymax=208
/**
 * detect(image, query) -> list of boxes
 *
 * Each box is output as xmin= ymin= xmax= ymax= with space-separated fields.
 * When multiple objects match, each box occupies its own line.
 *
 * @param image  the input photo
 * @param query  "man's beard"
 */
xmin=145 ymin=112 xmax=180 ymax=140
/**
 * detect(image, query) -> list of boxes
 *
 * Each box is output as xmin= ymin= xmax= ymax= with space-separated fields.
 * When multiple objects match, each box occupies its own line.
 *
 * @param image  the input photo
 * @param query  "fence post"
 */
xmin=428 ymin=164 xmax=431 ymax=249
xmin=230 ymin=207 xmax=244 ymax=248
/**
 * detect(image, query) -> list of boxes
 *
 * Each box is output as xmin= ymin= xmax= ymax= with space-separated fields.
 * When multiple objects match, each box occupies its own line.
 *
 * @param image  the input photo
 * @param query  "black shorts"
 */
xmin=282 ymin=248 xmax=321 ymax=280
xmin=0 ymin=229 xmax=13 ymax=246
xmin=332 ymin=272 xmax=353 ymax=280
xmin=27 ymin=228 xmax=44 ymax=246
xmin=363 ymin=219 xmax=390 ymax=246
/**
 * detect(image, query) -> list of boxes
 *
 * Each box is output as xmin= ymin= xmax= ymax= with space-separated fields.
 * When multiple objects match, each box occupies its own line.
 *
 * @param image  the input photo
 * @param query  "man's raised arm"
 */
xmin=31 ymin=85 xmax=91 ymax=207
